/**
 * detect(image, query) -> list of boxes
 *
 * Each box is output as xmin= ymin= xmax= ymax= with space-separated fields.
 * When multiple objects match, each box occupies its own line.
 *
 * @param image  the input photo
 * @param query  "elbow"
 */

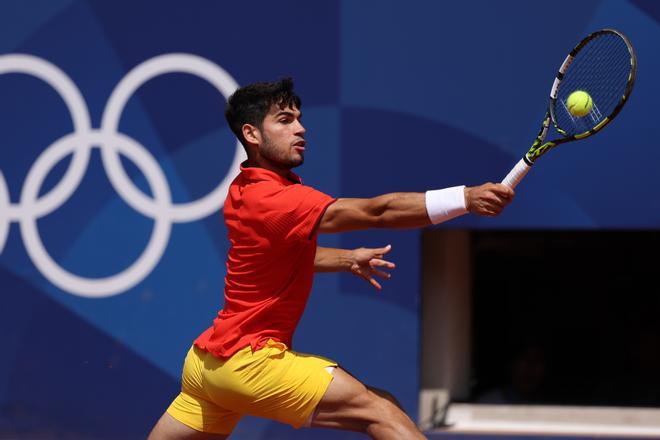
xmin=370 ymin=212 xmax=388 ymax=228
xmin=365 ymin=201 xmax=389 ymax=228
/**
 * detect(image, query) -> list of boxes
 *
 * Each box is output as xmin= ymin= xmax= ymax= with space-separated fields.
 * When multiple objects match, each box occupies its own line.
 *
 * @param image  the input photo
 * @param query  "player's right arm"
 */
xmin=318 ymin=183 xmax=513 ymax=233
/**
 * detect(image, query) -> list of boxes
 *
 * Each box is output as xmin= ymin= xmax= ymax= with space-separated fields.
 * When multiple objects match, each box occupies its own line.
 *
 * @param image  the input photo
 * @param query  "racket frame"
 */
xmin=502 ymin=29 xmax=637 ymax=189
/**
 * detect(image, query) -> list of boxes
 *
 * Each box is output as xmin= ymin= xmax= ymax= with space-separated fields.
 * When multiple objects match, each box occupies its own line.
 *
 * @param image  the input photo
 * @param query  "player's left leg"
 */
xmin=366 ymin=385 xmax=404 ymax=409
xmin=222 ymin=340 xmax=338 ymax=429
xmin=310 ymin=367 xmax=425 ymax=439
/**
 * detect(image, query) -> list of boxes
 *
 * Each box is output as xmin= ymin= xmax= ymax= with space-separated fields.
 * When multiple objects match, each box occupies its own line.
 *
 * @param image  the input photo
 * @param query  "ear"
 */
xmin=242 ymin=123 xmax=261 ymax=146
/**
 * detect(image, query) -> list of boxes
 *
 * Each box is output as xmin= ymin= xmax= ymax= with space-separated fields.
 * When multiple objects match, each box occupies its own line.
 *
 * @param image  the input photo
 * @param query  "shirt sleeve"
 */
xmin=247 ymin=183 xmax=336 ymax=242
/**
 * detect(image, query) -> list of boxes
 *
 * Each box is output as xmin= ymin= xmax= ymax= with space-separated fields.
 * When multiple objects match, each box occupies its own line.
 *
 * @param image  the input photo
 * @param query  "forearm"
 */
xmin=323 ymin=187 xmax=467 ymax=231
xmin=314 ymin=247 xmax=354 ymax=273
xmin=365 ymin=192 xmax=432 ymax=229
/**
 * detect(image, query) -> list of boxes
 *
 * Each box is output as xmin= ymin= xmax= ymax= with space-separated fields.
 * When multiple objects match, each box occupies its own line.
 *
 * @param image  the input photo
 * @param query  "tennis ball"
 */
xmin=567 ymin=90 xmax=593 ymax=117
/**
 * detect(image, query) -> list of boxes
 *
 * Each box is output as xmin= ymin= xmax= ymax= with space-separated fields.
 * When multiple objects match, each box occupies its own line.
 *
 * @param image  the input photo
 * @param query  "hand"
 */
xmin=464 ymin=183 xmax=514 ymax=217
xmin=349 ymin=244 xmax=396 ymax=291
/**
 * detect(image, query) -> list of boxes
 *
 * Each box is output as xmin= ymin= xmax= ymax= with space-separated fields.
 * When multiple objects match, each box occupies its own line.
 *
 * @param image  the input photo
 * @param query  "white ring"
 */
xmin=0 ymin=54 xmax=92 ymax=220
xmin=0 ymin=170 xmax=9 ymax=253
xmin=101 ymin=53 xmax=245 ymax=223
xmin=1 ymin=53 xmax=242 ymax=297
xmin=19 ymin=130 xmax=172 ymax=297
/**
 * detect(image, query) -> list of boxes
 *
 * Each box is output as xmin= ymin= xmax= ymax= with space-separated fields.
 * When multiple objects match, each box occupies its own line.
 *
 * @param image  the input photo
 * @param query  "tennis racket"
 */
xmin=502 ymin=29 xmax=637 ymax=189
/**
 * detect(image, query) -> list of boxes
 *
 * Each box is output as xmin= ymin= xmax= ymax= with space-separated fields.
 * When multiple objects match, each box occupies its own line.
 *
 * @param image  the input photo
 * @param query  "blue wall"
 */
xmin=1 ymin=1 xmax=658 ymax=438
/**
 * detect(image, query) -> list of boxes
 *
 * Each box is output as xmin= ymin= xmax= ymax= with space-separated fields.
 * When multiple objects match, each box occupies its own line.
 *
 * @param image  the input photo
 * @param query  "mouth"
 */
xmin=293 ymin=140 xmax=306 ymax=152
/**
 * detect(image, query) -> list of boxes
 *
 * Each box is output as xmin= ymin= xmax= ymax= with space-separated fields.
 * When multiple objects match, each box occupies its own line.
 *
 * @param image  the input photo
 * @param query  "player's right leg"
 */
xmin=310 ymin=367 xmax=426 ymax=439
xmin=148 ymin=412 xmax=228 ymax=440
xmin=148 ymin=346 xmax=241 ymax=439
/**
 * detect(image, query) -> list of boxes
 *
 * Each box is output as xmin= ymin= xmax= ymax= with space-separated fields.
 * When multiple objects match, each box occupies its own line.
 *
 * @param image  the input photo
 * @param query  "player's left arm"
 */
xmin=315 ymin=245 xmax=395 ymax=290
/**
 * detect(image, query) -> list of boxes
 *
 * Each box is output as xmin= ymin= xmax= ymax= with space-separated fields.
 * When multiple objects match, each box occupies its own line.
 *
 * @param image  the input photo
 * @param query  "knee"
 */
xmin=367 ymin=390 xmax=408 ymax=424
xmin=367 ymin=394 xmax=424 ymax=438
xmin=368 ymin=386 xmax=403 ymax=409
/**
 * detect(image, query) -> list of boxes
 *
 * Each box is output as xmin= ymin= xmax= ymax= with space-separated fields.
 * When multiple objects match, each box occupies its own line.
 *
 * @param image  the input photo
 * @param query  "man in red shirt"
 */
xmin=149 ymin=78 xmax=513 ymax=439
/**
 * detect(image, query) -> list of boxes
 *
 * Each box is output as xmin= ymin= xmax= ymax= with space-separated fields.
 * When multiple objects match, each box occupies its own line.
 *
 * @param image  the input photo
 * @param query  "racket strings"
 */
xmin=554 ymin=33 xmax=632 ymax=136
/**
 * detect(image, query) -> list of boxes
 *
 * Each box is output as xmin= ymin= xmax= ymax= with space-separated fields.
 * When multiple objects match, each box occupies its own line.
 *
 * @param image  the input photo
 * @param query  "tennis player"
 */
xmin=149 ymin=78 xmax=514 ymax=439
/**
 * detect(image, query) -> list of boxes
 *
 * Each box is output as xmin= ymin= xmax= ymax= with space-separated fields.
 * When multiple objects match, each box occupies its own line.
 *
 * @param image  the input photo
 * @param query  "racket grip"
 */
xmin=502 ymin=158 xmax=532 ymax=189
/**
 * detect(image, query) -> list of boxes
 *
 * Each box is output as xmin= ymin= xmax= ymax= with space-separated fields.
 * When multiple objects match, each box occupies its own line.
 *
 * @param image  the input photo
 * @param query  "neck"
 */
xmin=245 ymin=155 xmax=291 ymax=178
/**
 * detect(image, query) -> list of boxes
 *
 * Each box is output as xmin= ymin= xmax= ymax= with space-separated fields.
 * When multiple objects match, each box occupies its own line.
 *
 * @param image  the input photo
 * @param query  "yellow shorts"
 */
xmin=166 ymin=340 xmax=336 ymax=435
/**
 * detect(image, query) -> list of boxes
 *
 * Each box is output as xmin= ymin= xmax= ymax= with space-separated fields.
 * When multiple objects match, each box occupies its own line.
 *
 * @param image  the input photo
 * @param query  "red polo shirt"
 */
xmin=194 ymin=163 xmax=336 ymax=358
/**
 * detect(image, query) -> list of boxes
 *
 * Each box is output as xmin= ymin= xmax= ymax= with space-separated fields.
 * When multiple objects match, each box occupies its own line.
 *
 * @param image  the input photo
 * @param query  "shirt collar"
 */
xmin=239 ymin=161 xmax=303 ymax=185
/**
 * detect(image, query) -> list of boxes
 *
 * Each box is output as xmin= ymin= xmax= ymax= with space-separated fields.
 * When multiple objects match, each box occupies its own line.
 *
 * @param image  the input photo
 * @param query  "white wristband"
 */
xmin=425 ymin=186 xmax=468 ymax=225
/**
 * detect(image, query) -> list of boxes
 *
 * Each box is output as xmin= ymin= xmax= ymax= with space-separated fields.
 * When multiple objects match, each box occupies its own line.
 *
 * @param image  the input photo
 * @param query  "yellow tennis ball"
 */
xmin=567 ymin=90 xmax=593 ymax=117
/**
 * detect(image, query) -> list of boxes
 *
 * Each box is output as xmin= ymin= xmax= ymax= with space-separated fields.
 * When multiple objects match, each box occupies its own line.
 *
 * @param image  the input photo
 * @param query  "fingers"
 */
xmin=490 ymin=192 xmax=511 ymax=210
xmin=369 ymin=277 xmax=382 ymax=291
xmin=490 ymin=183 xmax=515 ymax=199
xmin=483 ymin=183 xmax=514 ymax=204
xmin=369 ymin=259 xmax=394 ymax=279
xmin=372 ymin=244 xmax=392 ymax=259
xmin=370 ymin=258 xmax=396 ymax=270
xmin=355 ymin=262 xmax=392 ymax=280
xmin=467 ymin=182 xmax=515 ymax=217
xmin=352 ymin=244 xmax=395 ymax=291
xmin=358 ymin=271 xmax=383 ymax=291
xmin=371 ymin=267 xmax=392 ymax=279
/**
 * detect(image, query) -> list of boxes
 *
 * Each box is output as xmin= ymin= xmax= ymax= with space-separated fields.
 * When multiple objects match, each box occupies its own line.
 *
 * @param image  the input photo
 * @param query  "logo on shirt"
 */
xmin=0 ymin=53 xmax=245 ymax=297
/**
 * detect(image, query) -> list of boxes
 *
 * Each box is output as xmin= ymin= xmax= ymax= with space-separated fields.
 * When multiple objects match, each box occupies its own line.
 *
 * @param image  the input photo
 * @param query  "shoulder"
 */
xmin=246 ymin=181 xmax=330 ymax=206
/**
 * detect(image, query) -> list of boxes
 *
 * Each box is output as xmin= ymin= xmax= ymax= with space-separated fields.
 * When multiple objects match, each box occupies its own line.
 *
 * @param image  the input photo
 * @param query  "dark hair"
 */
xmin=225 ymin=77 xmax=301 ymax=148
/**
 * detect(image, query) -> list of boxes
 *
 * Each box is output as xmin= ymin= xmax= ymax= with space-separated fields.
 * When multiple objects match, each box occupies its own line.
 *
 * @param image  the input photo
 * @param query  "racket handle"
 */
xmin=502 ymin=158 xmax=532 ymax=189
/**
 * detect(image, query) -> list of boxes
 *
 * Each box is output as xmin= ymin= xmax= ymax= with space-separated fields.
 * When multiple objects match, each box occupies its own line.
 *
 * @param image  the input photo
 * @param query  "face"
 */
xmin=256 ymin=104 xmax=306 ymax=170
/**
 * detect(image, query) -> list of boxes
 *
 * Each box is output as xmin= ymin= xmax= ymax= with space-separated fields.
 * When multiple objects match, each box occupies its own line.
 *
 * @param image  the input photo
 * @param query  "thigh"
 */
xmin=310 ymin=367 xmax=382 ymax=431
xmin=310 ymin=367 xmax=425 ymax=438
xmin=166 ymin=346 xmax=242 ymax=436
xmin=204 ymin=340 xmax=336 ymax=429
xmin=148 ymin=412 xmax=229 ymax=440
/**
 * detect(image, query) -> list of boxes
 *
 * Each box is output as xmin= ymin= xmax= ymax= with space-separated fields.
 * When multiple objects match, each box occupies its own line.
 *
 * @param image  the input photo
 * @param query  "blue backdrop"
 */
xmin=1 ymin=1 xmax=658 ymax=438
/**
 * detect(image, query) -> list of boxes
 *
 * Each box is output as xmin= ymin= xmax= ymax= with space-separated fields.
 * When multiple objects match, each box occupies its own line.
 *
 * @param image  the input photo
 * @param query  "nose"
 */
xmin=295 ymin=119 xmax=306 ymax=136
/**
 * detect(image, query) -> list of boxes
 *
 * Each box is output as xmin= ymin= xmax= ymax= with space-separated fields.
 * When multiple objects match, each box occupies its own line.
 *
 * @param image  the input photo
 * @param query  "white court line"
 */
xmin=440 ymin=404 xmax=660 ymax=438
xmin=442 ymin=421 xmax=660 ymax=438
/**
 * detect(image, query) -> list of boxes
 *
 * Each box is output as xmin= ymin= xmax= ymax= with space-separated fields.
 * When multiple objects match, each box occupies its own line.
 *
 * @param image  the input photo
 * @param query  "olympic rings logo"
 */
xmin=0 ymin=53 xmax=245 ymax=298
